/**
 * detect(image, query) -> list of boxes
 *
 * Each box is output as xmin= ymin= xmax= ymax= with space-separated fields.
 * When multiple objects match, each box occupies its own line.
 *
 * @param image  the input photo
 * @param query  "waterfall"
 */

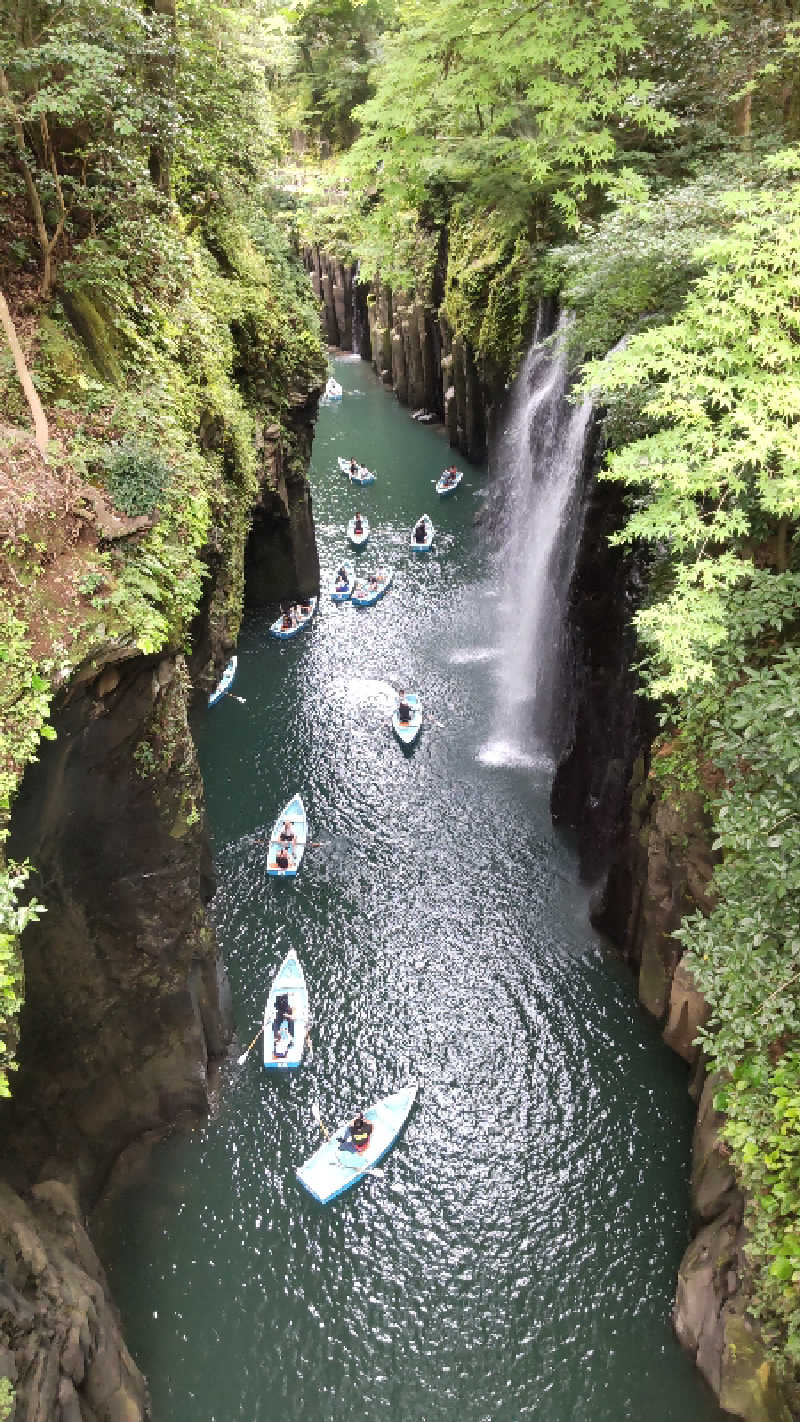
xmin=482 ymin=320 xmax=593 ymax=770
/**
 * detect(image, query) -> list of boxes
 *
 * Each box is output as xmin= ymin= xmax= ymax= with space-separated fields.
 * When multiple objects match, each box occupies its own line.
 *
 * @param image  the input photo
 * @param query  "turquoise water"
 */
xmin=99 ymin=355 xmax=722 ymax=1421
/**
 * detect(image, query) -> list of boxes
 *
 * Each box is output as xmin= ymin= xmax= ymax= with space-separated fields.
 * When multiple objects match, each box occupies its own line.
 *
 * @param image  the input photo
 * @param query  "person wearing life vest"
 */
xmin=348 ymin=1110 xmax=373 ymax=1153
xmin=414 ymin=518 xmax=427 ymax=543
xmin=353 ymin=512 xmax=363 ymax=534
xmin=397 ymin=689 xmax=412 ymax=724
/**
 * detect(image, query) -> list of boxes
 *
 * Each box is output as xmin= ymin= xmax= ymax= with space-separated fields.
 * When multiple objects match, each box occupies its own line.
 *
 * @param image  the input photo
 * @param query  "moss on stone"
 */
xmin=59 ymin=289 xmax=123 ymax=385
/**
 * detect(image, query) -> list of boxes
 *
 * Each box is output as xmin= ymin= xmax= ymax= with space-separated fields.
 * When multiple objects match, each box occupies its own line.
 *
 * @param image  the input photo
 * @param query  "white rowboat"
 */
xmin=296 ymin=1084 xmax=418 ymax=1203
xmin=392 ymin=691 xmax=422 ymax=747
xmin=410 ymin=515 xmax=434 ymax=552
xmin=208 ymin=655 xmax=237 ymax=706
xmin=266 ymin=794 xmax=307 ymax=878
xmin=263 ymin=949 xmax=309 ymax=1070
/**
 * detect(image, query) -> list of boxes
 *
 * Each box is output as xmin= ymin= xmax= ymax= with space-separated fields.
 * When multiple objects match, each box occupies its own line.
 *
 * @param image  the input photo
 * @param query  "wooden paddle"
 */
xmin=237 ymin=1025 xmax=263 ymax=1065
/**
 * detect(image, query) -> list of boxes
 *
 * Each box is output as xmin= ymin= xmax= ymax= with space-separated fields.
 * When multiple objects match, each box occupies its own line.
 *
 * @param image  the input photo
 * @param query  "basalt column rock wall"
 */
xmin=0 ymin=647 xmax=229 ymax=1422
xmin=304 ymin=244 xmax=490 ymax=463
xmin=243 ymin=403 xmax=320 ymax=609
xmin=553 ymin=459 xmax=791 ymax=1420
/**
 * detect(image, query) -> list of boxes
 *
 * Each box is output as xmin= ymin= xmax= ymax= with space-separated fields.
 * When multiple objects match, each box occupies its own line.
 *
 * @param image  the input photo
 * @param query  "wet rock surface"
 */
xmin=304 ymin=245 xmax=490 ymax=462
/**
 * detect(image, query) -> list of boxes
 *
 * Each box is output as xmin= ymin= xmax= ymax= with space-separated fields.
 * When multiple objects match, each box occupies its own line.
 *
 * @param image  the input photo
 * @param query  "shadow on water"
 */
xmin=97 ymin=355 xmax=724 ymax=1422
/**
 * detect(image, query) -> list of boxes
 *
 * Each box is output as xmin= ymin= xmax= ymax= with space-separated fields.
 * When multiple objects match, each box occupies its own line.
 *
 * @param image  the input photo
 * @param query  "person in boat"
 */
xmin=341 ymin=1109 xmax=373 ymax=1154
xmin=367 ymin=575 xmax=379 ymax=590
xmin=444 ymin=465 xmax=458 ymax=485
xmin=353 ymin=512 xmax=363 ymax=534
xmin=280 ymin=609 xmax=294 ymax=630
xmin=414 ymin=518 xmax=428 ymax=543
xmin=350 ymin=457 xmax=358 ymax=476
xmin=272 ymin=990 xmax=295 ymax=1045
xmin=397 ymin=689 xmax=412 ymax=724
xmin=336 ymin=565 xmax=349 ymax=587
xmin=275 ymin=843 xmax=292 ymax=871
xmin=279 ymin=820 xmax=296 ymax=846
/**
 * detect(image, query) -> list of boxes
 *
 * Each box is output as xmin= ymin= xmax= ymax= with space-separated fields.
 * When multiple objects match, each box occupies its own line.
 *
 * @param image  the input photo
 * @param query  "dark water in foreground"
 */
xmin=98 ymin=356 xmax=722 ymax=1421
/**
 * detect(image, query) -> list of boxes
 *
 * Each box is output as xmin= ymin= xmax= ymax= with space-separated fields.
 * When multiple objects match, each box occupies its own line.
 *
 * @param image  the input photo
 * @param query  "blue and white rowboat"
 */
xmin=410 ymin=515 xmax=434 ymax=552
xmin=337 ymin=456 xmax=375 ymax=485
xmin=208 ymin=654 xmax=237 ymax=706
xmin=392 ymin=691 xmax=422 ymax=747
xmin=296 ymin=1084 xmax=418 ymax=1204
xmin=347 ymin=515 xmax=369 ymax=548
xmin=351 ymin=568 xmax=393 ymax=607
xmin=330 ymin=562 xmax=355 ymax=603
xmin=263 ymin=949 xmax=309 ymax=1070
xmin=436 ymin=469 xmax=463 ymax=496
xmin=269 ymin=596 xmax=317 ymax=639
xmin=266 ymin=794 xmax=307 ymax=878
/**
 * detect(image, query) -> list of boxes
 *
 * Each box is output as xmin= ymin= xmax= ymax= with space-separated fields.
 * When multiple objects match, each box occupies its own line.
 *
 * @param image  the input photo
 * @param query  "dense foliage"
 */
xmin=582 ymin=157 xmax=800 ymax=1376
xmin=3 ymin=0 xmax=800 ymax=1395
xmin=0 ymin=0 xmax=324 ymax=1105
xmin=282 ymin=0 xmax=800 ymax=1386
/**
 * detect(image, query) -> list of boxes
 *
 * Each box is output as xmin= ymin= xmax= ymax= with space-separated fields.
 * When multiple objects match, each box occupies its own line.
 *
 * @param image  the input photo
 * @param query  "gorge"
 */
xmin=2 ymin=0 xmax=800 ymax=1418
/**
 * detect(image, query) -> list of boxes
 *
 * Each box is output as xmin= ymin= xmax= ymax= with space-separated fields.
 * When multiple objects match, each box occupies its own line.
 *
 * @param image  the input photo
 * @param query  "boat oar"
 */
xmin=237 ymin=1025 xmax=263 ymax=1065
xmin=311 ymin=1098 xmax=330 ymax=1139
xmin=227 ymin=694 xmax=247 ymax=704
xmin=305 ymin=1028 xmax=314 ymax=1062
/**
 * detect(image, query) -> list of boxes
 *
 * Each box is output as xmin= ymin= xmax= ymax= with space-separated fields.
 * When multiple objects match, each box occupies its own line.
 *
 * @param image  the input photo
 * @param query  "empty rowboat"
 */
xmin=208 ymin=655 xmax=237 ymax=706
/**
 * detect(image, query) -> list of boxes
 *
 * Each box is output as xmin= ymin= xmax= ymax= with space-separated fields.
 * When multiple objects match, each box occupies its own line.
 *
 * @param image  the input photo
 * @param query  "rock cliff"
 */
xmin=304 ymin=245 xmax=489 ymax=462
xmin=0 ymin=405 xmax=321 ymax=1422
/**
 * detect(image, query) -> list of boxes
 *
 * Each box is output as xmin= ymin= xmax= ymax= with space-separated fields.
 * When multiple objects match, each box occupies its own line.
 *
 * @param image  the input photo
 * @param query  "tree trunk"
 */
xmin=0 ymin=286 xmax=49 ymax=455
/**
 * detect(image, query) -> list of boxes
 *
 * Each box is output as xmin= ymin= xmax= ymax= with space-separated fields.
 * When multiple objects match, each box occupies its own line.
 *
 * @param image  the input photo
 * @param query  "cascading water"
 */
xmin=482 ymin=318 xmax=593 ymax=770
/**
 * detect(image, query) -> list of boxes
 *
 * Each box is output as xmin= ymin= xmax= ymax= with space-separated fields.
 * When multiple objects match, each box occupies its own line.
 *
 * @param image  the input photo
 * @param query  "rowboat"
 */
xmin=269 ymin=597 xmax=317 ymax=639
xmin=436 ymin=469 xmax=463 ymax=496
xmin=392 ymin=691 xmax=422 ymax=747
xmin=263 ymin=949 xmax=309 ymax=1070
xmin=347 ymin=515 xmax=369 ymax=548
xmin=296 ymin=1084 xmax=418 ymax=1204
xmin=329 ymin=562 xmax=355 ymax=603
xmin=351 ymin=568 xmax=393 ymax=607
xmin=208 ymin=654 xmax=237 ymax=706
xmin=266 ymin=794 xmax=307 ymax=877
xmin=337 ymin=456 xmax=376 ymax=485
xmin=323 ymin=378 xmax=342 ymax=402
xmin=410 ymin=515 xmax=434 ymax=551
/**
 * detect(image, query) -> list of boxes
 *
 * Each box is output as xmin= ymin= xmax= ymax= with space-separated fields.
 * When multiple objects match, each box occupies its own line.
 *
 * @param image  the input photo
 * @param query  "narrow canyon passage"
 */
xmin=97 ymin=354 xmax=723 ymax=1422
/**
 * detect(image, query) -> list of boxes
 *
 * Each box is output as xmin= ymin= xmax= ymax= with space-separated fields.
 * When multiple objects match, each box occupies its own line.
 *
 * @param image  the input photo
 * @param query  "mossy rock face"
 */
xmin=720 ymin=1314 xmax=794 ymax=1422
xmin=60 ymin=288 xmax=123 ymax=385
xmin=36 ymin=316 xmax=88 ymax=400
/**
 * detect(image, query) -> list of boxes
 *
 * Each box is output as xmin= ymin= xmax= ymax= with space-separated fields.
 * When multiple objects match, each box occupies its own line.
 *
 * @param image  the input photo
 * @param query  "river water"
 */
xmin=99 ymin=355 xmax=722 ymax=1421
